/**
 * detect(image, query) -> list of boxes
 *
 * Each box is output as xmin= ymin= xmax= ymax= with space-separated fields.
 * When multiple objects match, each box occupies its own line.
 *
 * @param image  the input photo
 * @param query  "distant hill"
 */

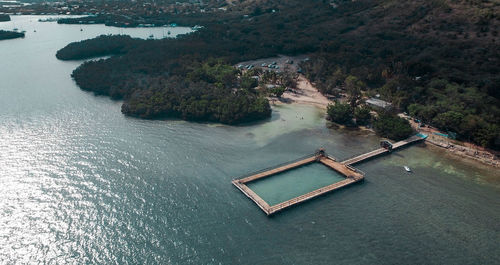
xmin=227 ymin=0 xmax=499 ymax=90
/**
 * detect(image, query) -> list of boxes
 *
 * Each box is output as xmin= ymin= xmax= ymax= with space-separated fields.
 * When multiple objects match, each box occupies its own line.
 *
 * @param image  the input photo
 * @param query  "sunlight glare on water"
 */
xmin=0 ymin=15 xmax=499 ymax=265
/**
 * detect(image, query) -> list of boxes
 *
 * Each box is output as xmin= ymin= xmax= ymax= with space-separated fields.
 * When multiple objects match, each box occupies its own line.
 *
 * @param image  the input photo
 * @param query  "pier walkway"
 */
xmin=237 ymin=156 xmax=317 ymax=184
xmin=341 ymin=135 xmax=425 ymax=165
xmin=233 ymin=134 xmax=426 ymax=215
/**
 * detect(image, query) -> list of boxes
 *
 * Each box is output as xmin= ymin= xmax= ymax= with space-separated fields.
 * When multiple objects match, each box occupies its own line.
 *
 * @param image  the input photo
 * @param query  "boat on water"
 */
xmin=404 ymin=166 xmax=411 ymax=172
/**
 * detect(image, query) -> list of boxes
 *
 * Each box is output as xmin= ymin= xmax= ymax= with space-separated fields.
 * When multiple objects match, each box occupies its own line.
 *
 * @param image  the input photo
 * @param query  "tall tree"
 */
xmin=344 ymin=75 xmax=364 ymax=109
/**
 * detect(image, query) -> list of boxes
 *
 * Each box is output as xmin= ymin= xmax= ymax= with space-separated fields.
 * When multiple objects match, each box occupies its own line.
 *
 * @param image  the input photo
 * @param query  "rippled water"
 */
xmin=1 ymin=16 xmax=499 ymax=264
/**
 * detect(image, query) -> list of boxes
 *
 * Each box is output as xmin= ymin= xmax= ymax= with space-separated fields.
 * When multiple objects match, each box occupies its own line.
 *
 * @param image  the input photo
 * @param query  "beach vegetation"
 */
xmin=327 ymin=103 xmax=353 ymax=126
xmin=373 ymin=113 xmax=414 ymax=141
xmin=270 ymin=86 xmax=286 ymax=98
xmin=345 ymin=75 xmax=364 ymax=109
xmin=354 ymin=106 xmax=372 ymax=126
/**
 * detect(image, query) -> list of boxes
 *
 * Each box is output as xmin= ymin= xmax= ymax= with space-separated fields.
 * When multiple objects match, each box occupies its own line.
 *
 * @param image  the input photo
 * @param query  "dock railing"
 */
xmin=233 ymin=153 xmax=317 ymax=181
xmin=345 ymin=164 xmax=365 ymax=178
xmin=233 ymin=135 xmax=427 ymax=215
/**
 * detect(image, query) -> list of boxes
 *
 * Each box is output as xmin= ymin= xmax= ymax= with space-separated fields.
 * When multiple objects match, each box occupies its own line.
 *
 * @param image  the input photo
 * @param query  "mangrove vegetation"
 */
xmin=0 ymin=30 xmax=24 ymax=41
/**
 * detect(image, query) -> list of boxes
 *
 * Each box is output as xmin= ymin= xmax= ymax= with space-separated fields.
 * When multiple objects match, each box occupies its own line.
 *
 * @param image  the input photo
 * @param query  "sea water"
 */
xmin=0 ymin=15 xmax=499 ymax=264
xmin=246 ymin=163 xmax=346 ymax=206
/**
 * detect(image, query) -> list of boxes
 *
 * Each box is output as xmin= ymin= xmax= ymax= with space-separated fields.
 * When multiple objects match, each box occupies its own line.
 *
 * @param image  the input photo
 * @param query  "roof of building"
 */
xmin=366 ymin=98 xmax=392 ymax=109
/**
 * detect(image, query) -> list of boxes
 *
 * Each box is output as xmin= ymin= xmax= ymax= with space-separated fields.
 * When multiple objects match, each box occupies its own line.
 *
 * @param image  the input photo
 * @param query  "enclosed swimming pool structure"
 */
xmin=232 ymin=149 xmax=364 ymax=215
xmin=232 ymin=135 xmax=427 ymax=215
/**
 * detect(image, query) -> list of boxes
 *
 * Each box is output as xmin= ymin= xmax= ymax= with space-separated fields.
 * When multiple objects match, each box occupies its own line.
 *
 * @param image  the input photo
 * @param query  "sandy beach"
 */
xmin=281 ymin=75 xmax=331 ymax=108
xmin=269 ymin=74 xmax=332 ymax=109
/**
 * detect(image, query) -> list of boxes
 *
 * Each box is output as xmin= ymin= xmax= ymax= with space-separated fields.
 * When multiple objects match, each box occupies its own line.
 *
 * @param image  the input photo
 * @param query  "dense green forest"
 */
xmin=372 ymin=114 xmax=415 ymax=141
xmin=326 ymin=101 xmax=413 ymax=141
xmin=57 ymin=0 xmax=499 ymax=148
xmin=121 ymin=62 xmax=271 ymax=124
xmin=72 ymin=57 xmax=271 ymax=124
xmin=56 ymin=35 xmax=141 ymax=60
xmin=0 ymin=30 xmax=24 ymax=40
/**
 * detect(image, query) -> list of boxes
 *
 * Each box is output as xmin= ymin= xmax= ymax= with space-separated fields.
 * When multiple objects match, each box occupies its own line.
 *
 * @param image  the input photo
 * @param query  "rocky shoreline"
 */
xmin=424 ymin=134 xmax=499 ymax=168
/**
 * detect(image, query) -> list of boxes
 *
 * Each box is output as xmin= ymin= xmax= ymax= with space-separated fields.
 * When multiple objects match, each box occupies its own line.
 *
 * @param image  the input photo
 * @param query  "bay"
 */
xmin=1 ymin=15 xmax=499 ymax=265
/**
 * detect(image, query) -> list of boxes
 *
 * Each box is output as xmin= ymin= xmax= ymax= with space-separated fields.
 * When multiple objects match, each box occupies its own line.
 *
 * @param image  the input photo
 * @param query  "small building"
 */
xmin=366 ymin=98 xmax=392 ymax=110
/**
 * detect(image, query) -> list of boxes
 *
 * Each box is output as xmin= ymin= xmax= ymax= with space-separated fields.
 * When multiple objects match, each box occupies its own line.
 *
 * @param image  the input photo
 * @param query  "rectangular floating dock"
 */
xmin=232 ymin=135 xmax=426 ymax=216
xmin=232 ymin=153 xmax=364 ymax=215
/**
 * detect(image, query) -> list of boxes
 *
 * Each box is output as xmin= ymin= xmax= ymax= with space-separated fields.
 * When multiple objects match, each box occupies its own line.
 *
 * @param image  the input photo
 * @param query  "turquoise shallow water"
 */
xmin=247 ymin=163 xmax=346 ymax=206
xmin=1 ymin=15 xmax=499 ymax=265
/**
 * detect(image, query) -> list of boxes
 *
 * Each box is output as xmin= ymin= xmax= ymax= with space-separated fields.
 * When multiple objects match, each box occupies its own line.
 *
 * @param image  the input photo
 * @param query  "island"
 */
xmin=0 ymin=30 xmax=24 ymax=40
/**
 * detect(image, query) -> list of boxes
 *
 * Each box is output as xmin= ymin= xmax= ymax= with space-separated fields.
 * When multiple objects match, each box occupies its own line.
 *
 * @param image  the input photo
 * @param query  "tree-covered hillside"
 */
xmin=57 ymin=0 xmax=499 ymax=147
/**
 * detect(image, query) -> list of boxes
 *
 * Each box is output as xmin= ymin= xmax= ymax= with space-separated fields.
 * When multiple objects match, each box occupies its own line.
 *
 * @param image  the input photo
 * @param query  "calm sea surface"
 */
xmin=247 ymin=163 xmax=346 ymax=206
xmin=1 ymin=15 xmax=499 ymax=265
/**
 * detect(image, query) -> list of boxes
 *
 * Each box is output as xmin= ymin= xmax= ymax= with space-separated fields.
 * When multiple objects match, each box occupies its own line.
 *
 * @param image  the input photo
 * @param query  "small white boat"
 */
xmin=404 ymin=166 xmax=411 ymax=172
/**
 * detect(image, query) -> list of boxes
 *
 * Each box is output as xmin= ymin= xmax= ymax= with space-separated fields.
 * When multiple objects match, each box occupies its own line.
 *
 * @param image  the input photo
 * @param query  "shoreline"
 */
xmin=407 ymin=118 xmax=499 ymax=168
xmin=422 ymin=131 xmax=499 ymax=168
xmin=269 ymin=75 xmax=499 ymax=169
xmin=281 ymin=74 xmax=330 ymax=109
xmin=268 ymin=74 xmax=330 ymax=109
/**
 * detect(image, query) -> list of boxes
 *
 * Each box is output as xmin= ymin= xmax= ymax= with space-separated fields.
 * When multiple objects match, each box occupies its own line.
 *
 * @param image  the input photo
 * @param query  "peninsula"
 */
xmin=0 ymin=30 xmax=24 ymax=41
xmin=0 ymin=14 xmax=10 ymax=22
xmin=53 ymin=0 xmax=499 ymax=150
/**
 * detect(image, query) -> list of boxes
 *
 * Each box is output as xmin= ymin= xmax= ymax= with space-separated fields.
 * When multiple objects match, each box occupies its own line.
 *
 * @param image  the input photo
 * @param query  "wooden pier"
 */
xmin=341 ymin=135 xmax=425 ymax=165
xmin=232 ymin=152 xmax=364 ymax=215
xmin=232 ymin=134 xmax=426 ymax=215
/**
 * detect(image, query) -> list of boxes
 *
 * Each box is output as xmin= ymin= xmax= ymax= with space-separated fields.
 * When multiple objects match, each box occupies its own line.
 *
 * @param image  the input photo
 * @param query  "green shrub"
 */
xmin=354 ymin=106 xmax=372 ymax=125
xmin=373 ymin=113 xmax=414 ymax=141
xmin=270 ymin=86 xmax=286 ymax=98
xmin=327 ymin=103 xmax=353 ymax=125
